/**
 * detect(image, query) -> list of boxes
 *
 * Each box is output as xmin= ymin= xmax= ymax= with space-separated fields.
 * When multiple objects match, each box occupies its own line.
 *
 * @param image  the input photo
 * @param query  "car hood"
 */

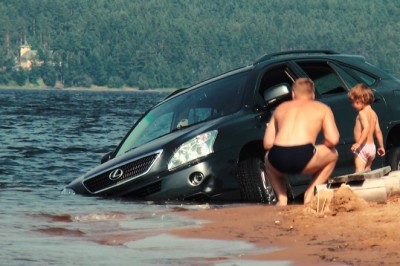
xmin=81 ymin=116 xmax=227 ymax=179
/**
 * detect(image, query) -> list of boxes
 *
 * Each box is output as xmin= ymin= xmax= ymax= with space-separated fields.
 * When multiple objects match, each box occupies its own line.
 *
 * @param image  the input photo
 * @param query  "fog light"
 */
xmin=189 ymin=172 xmax=205 ymax=186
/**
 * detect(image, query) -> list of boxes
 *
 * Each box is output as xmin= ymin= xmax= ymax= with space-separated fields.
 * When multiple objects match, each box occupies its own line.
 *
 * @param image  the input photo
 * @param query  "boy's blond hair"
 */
xmin=348 ymin=83 xmax=375 ymax=105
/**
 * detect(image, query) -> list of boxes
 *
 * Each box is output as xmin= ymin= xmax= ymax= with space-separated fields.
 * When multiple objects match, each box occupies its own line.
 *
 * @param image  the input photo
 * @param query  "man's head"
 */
xmin=292 ymin=78 xmax=315 ymax=99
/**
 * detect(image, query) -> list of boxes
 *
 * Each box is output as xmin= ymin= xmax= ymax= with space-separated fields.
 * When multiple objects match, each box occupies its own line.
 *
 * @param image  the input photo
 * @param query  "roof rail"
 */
xmin=253 ymin=50 xmax=338 ymax=65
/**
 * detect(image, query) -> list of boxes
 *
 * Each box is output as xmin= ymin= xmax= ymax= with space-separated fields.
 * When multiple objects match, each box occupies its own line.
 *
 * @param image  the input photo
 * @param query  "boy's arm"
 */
xmin=374 ymin=118 xmax=385 ymax=156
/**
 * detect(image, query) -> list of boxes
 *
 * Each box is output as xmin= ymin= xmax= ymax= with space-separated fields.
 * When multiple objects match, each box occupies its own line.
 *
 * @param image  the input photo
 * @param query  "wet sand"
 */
xmin=170 ymin=185 xmax=400 ymax=265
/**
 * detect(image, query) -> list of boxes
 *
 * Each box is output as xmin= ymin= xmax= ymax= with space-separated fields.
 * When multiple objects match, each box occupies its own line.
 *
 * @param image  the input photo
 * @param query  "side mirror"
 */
xmin=100 ymin=151 xmax=113 ymax=164
xmin=263 ymin=83 xmax=291 ymax=107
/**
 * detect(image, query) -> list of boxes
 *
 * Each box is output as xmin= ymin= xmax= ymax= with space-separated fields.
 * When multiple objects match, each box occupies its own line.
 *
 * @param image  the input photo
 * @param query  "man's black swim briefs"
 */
xmin=267 ymin=144 xmax=316 ymax=174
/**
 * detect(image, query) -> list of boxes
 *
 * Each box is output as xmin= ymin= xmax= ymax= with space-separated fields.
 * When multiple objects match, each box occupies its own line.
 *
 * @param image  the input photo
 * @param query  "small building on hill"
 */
xmin=19 ymin=43 xmax=38 ymax=69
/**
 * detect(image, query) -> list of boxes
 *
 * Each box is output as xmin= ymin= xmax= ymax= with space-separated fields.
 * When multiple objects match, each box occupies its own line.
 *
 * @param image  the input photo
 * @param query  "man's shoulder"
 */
xmin=275 ymin=100 xmax=292 ymax=110
xmin=311 ymin=100 xmax=331 ymax=110
xmin=309 ymin=101 xmax=333 ymax=119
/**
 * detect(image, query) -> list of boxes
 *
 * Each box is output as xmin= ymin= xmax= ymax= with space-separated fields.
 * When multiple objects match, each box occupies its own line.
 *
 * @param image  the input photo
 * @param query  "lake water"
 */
xmin=0 ymin=88 xmax=288 ymax=266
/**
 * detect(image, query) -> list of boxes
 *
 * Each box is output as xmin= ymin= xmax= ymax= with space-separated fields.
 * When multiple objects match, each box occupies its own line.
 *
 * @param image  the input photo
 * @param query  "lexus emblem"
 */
xmin=109 ymin=169 xmax=124 ymax=180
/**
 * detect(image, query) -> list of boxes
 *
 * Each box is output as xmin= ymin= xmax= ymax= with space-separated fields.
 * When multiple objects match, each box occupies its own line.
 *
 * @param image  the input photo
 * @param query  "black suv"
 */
xmin=66 ymin=50 xmax=400 ymax=204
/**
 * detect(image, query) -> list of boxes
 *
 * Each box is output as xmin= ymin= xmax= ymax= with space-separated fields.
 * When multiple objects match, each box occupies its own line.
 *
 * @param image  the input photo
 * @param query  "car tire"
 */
xmin=237 ymin=157 xmax=277 ymax=204
xmin=388 ymin=146 xmax=400 ymax=171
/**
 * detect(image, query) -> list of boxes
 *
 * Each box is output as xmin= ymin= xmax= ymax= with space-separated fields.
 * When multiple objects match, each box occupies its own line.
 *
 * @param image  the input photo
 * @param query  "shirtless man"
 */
xmin=263 ymin=78 xmax=339 ymax=205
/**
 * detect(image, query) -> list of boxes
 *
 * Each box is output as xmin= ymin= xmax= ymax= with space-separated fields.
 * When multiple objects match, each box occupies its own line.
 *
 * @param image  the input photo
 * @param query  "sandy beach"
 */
xmin=170 ymin=185 xmax=400 ymax=265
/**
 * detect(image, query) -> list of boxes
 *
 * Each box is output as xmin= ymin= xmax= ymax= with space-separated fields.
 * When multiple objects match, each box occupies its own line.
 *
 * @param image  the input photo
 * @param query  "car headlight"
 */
xmin=168 ymin=130 xmax=218 ymax=170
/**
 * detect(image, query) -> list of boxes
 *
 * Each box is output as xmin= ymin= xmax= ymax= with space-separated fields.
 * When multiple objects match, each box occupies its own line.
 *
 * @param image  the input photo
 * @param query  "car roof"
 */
xmin=254 ymin=49 xmax=393 ymax=78
xmin=164 ymin=50 xmax=394 ymax=102
xmin=253 ymin=50 xmax=369 ymax=67
xmin=253 ymin=50 xmax=339 ymax=64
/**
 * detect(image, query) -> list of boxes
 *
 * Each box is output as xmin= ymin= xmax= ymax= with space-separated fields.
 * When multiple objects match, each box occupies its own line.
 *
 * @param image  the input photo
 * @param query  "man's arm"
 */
xmin=263 ymin=115 xmax=276 ymax=151
xmin=322 ymin=107 xmax=340 ymax=148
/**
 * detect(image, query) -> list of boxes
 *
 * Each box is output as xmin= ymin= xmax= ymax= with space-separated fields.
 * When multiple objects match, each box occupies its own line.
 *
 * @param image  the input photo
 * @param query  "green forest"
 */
xmin=1 ymin=0 xmax=400 ymax=89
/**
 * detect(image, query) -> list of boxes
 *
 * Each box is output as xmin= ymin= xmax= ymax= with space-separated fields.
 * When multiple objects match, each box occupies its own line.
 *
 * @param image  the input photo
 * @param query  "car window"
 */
xmin=258 ymin=64 xmax=295 ymax=103
xmin=329 ymin=63 xmax=358 ymax=89
xmin=176 ymin=70 xmax=248 ymax=125
xmin=296 ymin=61 xmax=347 ymax=96
xmin=188 ymin=107 xmax=214 ymax=124
xmin=136 ymin=112 xmax=174 ymax=145
xmin=338 ymin=64 xmax=377 ymax=86
xmin=116 ymin=108 xmax=175 ymax=156
xmin=115 ymin=71 xmax=249 ymax=156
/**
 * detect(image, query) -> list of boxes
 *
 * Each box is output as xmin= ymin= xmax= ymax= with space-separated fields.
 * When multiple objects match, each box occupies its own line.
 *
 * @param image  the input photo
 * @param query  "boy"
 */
xmin=348 ymin=83 xmax=385 ymax=172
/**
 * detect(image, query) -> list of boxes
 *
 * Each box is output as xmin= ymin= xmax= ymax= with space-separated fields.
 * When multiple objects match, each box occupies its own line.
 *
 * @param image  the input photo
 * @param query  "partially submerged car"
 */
xmin=65 ymin=50 xmax=400 ymax=204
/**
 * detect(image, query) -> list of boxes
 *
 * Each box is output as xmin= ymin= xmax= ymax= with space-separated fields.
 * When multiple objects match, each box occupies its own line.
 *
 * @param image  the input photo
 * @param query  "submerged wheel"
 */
xmin=388 ymin=146 xmax=400 ymax=171
xmin=237 ymin=157 xmax=277 ymax=204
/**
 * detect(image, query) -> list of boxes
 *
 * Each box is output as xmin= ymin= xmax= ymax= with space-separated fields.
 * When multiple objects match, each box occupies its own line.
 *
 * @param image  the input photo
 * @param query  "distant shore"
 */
xmin=0 ymin=84 xmax=176 ymax=93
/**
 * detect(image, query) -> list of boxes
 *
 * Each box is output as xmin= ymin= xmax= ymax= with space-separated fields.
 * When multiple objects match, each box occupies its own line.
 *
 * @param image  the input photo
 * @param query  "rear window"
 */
xmin=339 ymin=65 xmax=377 ymax=86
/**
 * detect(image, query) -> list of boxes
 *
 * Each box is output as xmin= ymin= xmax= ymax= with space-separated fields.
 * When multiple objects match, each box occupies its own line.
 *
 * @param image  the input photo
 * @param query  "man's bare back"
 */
xmin=267 ymin=99 xmax=337 ymax=147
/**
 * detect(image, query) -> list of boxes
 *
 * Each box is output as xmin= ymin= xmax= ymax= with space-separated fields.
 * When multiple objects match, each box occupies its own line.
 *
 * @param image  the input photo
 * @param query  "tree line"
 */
xmin=1 ymin=0 xmax=400 ymax=89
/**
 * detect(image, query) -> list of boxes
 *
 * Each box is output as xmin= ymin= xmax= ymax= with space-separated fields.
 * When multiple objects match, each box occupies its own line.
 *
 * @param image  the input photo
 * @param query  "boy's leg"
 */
xmin=354 ymin=155 xmax=367 ymax=172
xmin=364 ymin=158 xmax=373 ymax=171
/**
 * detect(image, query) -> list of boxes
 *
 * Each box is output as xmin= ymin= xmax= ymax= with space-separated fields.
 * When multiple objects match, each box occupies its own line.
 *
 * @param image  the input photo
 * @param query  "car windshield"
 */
xmin=116 ymin=70 xmax=249 ymax=156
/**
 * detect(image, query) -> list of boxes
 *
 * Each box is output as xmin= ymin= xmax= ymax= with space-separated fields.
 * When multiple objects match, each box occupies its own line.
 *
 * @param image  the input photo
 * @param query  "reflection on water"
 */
xmin=0 ymin=88 xmax=287 ymax=265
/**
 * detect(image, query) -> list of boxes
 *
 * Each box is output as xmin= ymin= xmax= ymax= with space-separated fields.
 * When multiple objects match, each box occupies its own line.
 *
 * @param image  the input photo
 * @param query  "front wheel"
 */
xmin=237 ymin=157 xmax=277 ymax=204
xmin=388 ymin=146 xmax=400 ymax=171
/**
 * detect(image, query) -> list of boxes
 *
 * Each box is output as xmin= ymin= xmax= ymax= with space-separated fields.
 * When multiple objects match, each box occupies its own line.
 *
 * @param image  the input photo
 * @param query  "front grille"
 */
xmin=183 ymin=193 xmax=210 ymax=202
xmin=83 ymin=151 xmax=161 ymax=194
xmin=126 ymin=180 xmax=162 ymax=198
